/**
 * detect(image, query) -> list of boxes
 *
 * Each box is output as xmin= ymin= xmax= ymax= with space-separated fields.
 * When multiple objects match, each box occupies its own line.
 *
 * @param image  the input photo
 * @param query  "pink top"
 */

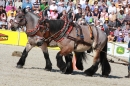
xmin=49 ymin=12 xmax=58 ymax=19
xmin=5 ymin=6 xmax=16 ymax=12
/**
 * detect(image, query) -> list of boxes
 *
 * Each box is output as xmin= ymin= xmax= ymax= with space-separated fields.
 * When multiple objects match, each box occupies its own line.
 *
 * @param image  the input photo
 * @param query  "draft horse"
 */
xmin=11 ymin=9 xmax=73 ymax=73
xmin=10 ymin=9 xmax=53 ymax=71
xmin=38 ymin=17 xmax=111 ymax=77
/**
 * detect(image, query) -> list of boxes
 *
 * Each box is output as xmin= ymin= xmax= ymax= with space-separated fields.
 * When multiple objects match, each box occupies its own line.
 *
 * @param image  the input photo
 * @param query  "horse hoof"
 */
xmin=102 ymin=75 xmax=109 ymax=78
xmin=16 ymin=65 xmax=23 ymax=68
xmin=84 ymin=69 xmax=94 ymax=76
xmin=44 ymin=67 xmax=52 ymax=71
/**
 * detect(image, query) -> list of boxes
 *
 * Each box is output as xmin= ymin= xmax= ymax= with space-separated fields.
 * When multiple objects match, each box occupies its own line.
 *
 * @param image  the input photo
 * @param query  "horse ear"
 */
xmin=22 ymin=8 xmax=27 ymax=14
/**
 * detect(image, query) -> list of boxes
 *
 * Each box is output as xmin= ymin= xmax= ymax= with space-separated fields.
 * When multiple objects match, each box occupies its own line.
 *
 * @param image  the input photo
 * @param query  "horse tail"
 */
xmin=74 ymin=51 xmax=87 ymax=70
xmin=100 ymin=39 xmax=111 ymax=77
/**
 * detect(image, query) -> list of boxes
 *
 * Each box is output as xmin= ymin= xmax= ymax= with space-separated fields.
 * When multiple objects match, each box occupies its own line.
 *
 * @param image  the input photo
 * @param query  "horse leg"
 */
xmin=40 ymin=43 xmax=52 ymax=71
xmin=100 ymin=41 xmax=111 ymax=77
xmin=16 ymin=43 xmax=33 ymax=68
xmin=74 ymin=52 xmax=86 ymax=70
xmin=56 ymin=51 xmax=67 ymax=73
xmin=64 ymin=53 xmax=73 ymax=74
xmin=84 ymin=50 xmax=100 ymax=76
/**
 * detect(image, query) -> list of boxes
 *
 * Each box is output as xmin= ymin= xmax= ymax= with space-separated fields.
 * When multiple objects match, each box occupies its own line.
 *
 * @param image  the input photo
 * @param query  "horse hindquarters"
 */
xmin=100 ymin=40 xmax=111 ymax=77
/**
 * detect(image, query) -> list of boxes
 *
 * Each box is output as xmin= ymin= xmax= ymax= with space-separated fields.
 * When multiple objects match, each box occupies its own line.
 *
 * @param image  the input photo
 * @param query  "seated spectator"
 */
xmin=49 ymin=9 xmax=58 ymax=20
xmin=108 ymin=11 xmax=117 ymax=28
xmin=108 ymin=2 xmax=116 ymax=14
xmin=40 ymin=0 xmax=48 ymax=11
xmin=6 ymin=0 xmax=14 ymax=6
xmin=99 ymin=8 xmax=108 ymax=23
xmin=32 ymin=0 xmax=40 ymax=12
xmin=103 ymin=20 xmax=109 ymax=36
xmin=0 ymin=5 xmax=6 ymax=15
xmin=15 ymin=0 xmax=22 ymax=10
xmin=7 ymin=7 xmax=16 ymax=17
xmin=25 ymin=6 xmax=32 ymax=12
xmin=124 ymin=10 xmax=130 ymax=22
xmin=49 ymin=1 xmax=58 ymax=13
xmin=117 ymin=10 xmax=126 ymax=26
xmin=77 ymin=13 xmax=86 ymax=25
xmin=116 ymin=32 xmax=124 ymax=42
xmin=74 ymin=8 xmax=82 ymax=21
xmin=84 ymin=6 xmax=91 ymax=15
xmin=1 ymin=22 xmax=7 ymax=29
xmin=85 ymin=11 xmax=93 ymax=24
xmin=66 ymin=2 xmax=75 ymax=13
xmin=0 ymin=0 xmax=5 ymax=7
xmin=92 ymin=7 xmax=100 ymax=23
xmin=22 ymin=0 xmax=32 ymax=10
xmin=1 ymin=13 xmax=7 ymax=21
xmin=124 ymin=30 xmax=130 ymax=43
xmin=116 ymin=3 xmax=123 ymax=14
xmin=7 ymin=11 xmax=15 ymax=22
xmin=99 ymin=23 xmax=105 ymax=31
xmin=8 ymin=19 xmax=13 ymax=30
xmin=57 ymin=2 xmax=66 ymax=14
xmin=114 ymin=26 xmax=122 ymax=37
xmin=122 ymin=23 xmax=130 ymax=37
xmin=108 ymin=31 xmax=115 ymax=42
xmin=5 ymin=1 xmax=16 ymax=12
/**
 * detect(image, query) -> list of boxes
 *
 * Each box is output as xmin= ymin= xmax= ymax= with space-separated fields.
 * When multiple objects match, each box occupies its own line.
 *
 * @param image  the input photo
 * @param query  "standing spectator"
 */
xmin=15 ymin=0 xmax=22 ymax=10
xmin=124 ymin=25 xmax=130 ymax=43
xmin=22 ymin=0 xmax=32 ymax=10
xmin=0 ymin=0 xmax=5 ymax=7
xmin=5 ymin=1 xmax=16 ymax=12
xmin=32 ymin=0 xmax=40 ymax=12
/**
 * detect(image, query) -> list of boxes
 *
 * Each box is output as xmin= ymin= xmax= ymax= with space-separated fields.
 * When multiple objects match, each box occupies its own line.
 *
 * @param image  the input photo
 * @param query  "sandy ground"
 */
xmin=0 ymin=44 xmax=130 ymax=86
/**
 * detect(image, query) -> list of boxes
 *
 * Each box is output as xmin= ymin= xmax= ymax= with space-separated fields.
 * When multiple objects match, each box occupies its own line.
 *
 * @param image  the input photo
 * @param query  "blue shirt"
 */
xmin=22 ymin=2 xmax=32 ymax=9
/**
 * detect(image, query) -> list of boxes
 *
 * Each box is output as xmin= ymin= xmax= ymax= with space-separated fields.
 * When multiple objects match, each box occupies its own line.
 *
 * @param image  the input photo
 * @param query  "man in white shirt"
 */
xmin=49 ymin=1 xmax=58 ymax=11
xmin=57 ymin=2 xmax=66 ymax=14
xmin=108 ymin=2 xmax=116 ymax=14
xmin=15 ymin=0 xmax=22 ymax=9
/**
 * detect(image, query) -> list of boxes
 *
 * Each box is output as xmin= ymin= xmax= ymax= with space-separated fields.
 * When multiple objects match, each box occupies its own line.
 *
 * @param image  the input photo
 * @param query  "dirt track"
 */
xmin=0 ymin=44 xmax=130 ymax=86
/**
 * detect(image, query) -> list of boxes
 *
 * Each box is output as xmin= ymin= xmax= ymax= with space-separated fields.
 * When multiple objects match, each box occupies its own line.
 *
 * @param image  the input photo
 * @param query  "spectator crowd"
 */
xmin=0 ymin=0 xmax=130 ymax=43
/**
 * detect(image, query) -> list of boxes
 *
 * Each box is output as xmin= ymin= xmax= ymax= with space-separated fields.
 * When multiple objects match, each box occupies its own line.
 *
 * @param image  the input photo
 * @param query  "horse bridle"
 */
xmin=14 ymin=13 xmax=27 ymax=26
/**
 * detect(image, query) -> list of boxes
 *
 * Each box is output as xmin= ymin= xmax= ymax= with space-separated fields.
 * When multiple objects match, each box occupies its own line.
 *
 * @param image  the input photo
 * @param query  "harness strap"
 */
xmin=88 ymin=24 xmax=94 ymax=40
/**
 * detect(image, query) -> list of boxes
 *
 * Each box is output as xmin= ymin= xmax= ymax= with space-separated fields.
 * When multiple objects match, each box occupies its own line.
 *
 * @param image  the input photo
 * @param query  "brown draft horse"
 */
xmin=10 ymin=9 xmax=53 ymax=71
xmin=11 ymin=9 xmax=73 ymax=73
xmin=37 ymin=16 xmax=111 ymax=77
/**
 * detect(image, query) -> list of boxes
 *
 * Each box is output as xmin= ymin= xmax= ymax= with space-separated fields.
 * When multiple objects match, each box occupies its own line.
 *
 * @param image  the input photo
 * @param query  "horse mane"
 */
xmin=45 ymin=19 xmax=65 ymax=33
